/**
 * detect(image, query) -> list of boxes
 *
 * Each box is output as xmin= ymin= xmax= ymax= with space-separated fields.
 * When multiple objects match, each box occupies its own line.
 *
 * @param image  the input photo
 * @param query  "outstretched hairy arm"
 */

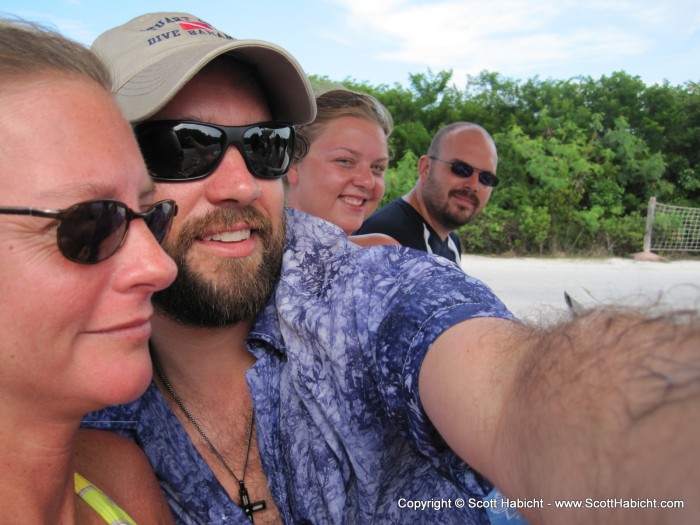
xmin=419 ymin=310 xmax=700 ymax=525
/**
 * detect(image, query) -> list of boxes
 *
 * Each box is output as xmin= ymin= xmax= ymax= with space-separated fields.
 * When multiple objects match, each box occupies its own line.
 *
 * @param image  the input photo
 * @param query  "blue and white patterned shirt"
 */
xmin=83 ymin=208 xmax=516 ymax=524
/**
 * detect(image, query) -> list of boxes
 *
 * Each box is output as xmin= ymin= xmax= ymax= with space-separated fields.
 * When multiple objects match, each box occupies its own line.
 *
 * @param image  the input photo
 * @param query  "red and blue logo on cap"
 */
xmin=178 ymin=21 xmax=214 ymax=32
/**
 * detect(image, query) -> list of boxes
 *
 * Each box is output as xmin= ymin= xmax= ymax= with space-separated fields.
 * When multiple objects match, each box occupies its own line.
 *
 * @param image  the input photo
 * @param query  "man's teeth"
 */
xmin=341 ymin=196 xmax=364 ymax=206
xmin=204 ymin=229 xmax=251 ymax=242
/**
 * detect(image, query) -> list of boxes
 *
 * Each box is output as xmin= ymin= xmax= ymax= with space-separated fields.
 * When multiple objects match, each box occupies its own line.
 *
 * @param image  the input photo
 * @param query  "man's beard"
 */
xmin=153 ymin=207 xmax=286 ymax=327
xmin=423 ymin=169 xmax=482 ymax=230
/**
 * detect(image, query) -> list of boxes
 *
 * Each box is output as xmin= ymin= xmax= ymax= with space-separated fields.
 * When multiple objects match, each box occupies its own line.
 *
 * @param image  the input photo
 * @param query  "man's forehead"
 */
xmin=439 ymin=127 xmax=498 ymax=170
xmin=442 ymin=127 xmax=492 ymax=153
xmin=150 ymin=65 xmax=272 ymax=123
xmin=449 ymin=126 xmax=487 ymax=142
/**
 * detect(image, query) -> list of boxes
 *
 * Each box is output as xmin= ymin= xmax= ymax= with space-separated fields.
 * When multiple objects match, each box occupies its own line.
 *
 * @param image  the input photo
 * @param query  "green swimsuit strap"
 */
xmin=74 ymin=472 xmax=138 ymax=525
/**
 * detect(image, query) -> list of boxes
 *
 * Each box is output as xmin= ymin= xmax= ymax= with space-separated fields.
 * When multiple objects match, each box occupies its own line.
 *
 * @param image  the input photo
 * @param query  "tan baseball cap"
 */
xmin=92 ymin=12 xmax=316 ymax=124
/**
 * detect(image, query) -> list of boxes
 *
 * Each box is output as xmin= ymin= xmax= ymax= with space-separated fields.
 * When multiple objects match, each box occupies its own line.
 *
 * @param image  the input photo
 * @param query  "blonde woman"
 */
xmin=286 ymin=89 xmax=399 ymax=246
xmin=0 ymin=19 xmax=176 ymax=524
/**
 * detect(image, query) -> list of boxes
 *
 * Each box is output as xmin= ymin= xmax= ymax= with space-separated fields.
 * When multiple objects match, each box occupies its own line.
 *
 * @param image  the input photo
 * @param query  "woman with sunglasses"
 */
xmin=357 ymin=121 xmax=499 ymax=266
xmin=0 ymin=19 xmax=176 ymax=524
xmin=285 ymin=88 xmax=401 ymax=247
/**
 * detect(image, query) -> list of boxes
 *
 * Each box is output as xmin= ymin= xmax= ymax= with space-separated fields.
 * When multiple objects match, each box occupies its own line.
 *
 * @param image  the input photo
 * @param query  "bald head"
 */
xmin=428 ymin=122 xmax=497 ymax=168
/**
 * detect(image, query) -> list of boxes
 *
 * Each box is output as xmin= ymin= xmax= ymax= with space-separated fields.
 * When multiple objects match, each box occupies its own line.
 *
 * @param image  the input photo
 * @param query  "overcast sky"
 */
xmin=2 ymin=0 xmax=698 ymax=88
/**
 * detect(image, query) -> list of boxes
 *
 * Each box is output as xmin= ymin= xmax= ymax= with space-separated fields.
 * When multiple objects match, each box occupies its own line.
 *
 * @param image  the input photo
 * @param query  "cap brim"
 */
xmin=117 ymin=39 xmax=315 ymax=125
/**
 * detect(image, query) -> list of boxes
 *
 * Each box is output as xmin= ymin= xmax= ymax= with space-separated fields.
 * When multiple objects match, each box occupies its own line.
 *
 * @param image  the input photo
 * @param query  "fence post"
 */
xmin=643 ymin=196 xmax=656 ymax=253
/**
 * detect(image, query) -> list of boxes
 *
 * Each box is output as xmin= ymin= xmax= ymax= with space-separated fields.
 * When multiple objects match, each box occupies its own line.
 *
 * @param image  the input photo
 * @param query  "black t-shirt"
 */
xmin=356 ymin=198 xmax=462 ymax=266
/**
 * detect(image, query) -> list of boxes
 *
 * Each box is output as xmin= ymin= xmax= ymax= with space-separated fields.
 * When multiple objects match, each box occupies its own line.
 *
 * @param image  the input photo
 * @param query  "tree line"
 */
xmin=312 ymin=70 xmax=700 ymax=256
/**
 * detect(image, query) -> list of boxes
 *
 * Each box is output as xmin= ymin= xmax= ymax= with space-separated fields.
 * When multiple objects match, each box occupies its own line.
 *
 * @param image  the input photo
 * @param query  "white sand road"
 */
xmin=459 ymin=255 xmax=700 ymax=325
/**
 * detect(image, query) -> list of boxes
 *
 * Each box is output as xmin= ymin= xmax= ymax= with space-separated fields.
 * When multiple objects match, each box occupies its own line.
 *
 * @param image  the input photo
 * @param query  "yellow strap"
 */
xmin=74 ymin=472 xmax=138 ymax=525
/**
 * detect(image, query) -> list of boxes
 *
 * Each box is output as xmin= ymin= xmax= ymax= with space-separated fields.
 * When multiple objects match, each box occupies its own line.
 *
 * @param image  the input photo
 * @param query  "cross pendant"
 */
xmin=239 ymin=480 xmax=266 ymax=523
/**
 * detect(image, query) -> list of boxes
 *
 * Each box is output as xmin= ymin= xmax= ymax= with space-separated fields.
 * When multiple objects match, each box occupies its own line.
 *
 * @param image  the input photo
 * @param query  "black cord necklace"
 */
xmin=152 ymin=355 xmax=266 ymax=522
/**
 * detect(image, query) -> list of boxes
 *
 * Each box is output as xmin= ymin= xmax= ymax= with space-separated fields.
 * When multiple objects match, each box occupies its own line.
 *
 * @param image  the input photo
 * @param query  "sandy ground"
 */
xmin=459 ymin=255 xmax=700 ymax=325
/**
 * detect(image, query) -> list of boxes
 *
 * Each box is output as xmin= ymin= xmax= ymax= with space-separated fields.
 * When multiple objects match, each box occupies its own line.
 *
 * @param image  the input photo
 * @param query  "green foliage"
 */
xmin=381 ymin=150 xmax=419 ymax=207
xmin=312 ymin=71 xmax=700 ymax=256
xmin=517 ymin=205 xmax=552 ymax=254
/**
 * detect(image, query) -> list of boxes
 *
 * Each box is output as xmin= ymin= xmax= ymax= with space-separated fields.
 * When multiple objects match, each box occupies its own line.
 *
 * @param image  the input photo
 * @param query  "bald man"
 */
xmin=357 ymin=122 xmax=499 ymax=266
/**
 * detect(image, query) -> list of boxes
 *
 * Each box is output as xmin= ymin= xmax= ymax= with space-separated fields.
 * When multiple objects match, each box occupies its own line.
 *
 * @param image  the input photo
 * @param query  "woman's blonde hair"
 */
xmin=293 ymin=89 xmax=393 ymax=162
xmin=0 ymin=18 xmax=110 ymax=90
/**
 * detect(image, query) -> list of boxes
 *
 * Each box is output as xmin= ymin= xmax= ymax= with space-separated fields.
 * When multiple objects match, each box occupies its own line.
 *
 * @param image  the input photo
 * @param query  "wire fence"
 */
xmin=644 ymin=197 xmax=700 ymax=253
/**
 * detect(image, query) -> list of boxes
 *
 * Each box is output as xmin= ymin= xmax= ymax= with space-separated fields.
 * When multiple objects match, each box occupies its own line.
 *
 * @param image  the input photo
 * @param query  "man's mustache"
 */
xmin=449 ymin=189 xmax=480 ymax=208
xmin=167 ymin=206 xmax=273 ymax=252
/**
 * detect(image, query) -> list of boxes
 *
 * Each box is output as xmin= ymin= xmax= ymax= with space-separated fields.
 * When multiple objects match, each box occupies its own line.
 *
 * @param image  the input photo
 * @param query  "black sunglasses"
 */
xmin=0 ymin=199 xmax=177 ymax=264
xmin=429 ymin=156 xmax=500 ymax=188
xmin=134 ymin=120 xmax=296 ymax=182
